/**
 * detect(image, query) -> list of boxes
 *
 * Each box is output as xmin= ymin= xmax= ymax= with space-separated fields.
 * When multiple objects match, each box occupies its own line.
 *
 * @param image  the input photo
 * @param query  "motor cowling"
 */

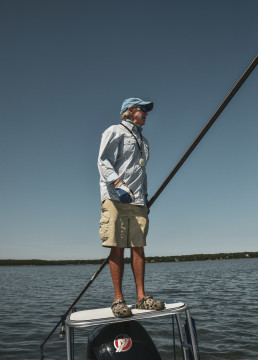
xmin=87 ymin=320 xmax=161 ymax=360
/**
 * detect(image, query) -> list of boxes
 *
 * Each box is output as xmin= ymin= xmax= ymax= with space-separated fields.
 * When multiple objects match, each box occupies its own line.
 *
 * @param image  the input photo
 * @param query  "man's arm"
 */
xmin=98 ymin=128 xmax=135 ymax=204
xmin=98 ymin=129 xmax=120 ymax=184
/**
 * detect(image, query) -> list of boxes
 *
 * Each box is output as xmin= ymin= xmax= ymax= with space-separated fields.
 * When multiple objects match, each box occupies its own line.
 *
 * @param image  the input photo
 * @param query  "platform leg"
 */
xmin=175 ymin=314 xmax=187 ymax=360
xmin=66 ymin=325 xmax=72 ymax=360
xmin=186 ymin=309 xmax=198 ymax=360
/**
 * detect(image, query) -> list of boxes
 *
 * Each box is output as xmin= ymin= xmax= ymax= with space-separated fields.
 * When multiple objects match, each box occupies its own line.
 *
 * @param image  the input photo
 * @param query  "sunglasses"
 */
xmin=137 ymin=106 xmax=148 ymax=113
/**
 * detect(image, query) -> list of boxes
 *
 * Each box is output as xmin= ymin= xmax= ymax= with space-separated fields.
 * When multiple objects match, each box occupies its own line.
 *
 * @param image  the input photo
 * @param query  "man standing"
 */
xmin=98 ymin=98 xmax=164 ymax=318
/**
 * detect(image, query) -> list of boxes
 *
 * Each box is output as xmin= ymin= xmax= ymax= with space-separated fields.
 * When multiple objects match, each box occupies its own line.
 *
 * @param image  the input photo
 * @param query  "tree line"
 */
xmin=0 ymin=252 xmax=257 ymax=266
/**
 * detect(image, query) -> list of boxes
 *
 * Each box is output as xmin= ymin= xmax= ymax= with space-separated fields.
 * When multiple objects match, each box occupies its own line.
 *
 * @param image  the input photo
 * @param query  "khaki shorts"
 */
xmin=99 ymin=199 xmax=149 ymax=248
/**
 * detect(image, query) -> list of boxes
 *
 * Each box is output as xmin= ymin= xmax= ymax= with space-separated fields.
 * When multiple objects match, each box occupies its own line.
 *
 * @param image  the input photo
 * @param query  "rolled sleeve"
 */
xmin=98 ymin=129 xmax=120 ymax=184
xmin=106 ymin=172 xmax=119 ymax=184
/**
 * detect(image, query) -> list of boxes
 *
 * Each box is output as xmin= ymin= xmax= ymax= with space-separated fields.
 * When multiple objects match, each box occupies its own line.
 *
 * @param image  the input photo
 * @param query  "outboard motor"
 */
xmin=87 ymin=320 xmax=161 ymax=360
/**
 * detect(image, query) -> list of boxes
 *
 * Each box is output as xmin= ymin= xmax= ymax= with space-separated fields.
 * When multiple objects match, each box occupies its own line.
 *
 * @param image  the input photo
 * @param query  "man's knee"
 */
xmin=131 ymin=247 xmax=145 ymax=258
xmin=110 ymin=247 xmax=125 ymax=260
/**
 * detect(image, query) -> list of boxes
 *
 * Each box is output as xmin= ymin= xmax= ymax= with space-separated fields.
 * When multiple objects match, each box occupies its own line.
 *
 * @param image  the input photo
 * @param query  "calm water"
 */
xmin=0 ymin=258 xmax=257 ymax=360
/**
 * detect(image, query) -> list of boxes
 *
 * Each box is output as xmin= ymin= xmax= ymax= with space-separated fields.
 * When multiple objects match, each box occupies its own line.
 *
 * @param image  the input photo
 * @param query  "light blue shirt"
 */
xmin=98 ymin=120 xmax=149 ymax=206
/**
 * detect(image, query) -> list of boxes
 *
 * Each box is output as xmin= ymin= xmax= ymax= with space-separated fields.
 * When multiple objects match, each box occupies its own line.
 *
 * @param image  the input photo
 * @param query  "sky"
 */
xmin=0 ymin=0 xmax=257 ymax=260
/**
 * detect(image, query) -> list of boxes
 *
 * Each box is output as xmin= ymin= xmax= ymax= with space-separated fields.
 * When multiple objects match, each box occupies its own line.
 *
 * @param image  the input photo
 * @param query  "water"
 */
xmin=0 ymin=258 xmax=257 ymax=359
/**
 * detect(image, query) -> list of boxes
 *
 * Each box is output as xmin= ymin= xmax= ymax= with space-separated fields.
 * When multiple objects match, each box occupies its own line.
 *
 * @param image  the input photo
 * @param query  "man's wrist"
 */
xmin=113 ymin=178 xmax=121 ymax=186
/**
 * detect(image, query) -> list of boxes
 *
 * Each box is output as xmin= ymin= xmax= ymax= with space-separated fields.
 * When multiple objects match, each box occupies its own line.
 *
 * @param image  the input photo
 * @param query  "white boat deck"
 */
xmin=65 ymin=302 xmax=187 ymax=328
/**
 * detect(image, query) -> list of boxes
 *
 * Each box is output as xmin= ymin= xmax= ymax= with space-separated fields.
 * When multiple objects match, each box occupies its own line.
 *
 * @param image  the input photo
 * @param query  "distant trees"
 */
xmin=0 ymin=258 xmax=107 ymax=266
xmin=0 ymin=252 xmax=257 ymax=266
xmin=144 ymin=252 xmax=257 ymax=263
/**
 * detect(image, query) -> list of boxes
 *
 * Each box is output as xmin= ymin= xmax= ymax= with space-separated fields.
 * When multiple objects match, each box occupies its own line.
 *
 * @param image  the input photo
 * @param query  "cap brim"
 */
xmin=138 ymin=101 xmax=153 ymax=112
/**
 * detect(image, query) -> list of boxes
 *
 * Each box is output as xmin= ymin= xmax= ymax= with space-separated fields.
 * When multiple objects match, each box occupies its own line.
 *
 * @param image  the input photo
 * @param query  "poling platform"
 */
xmin=65 ymin=302 xmax=200 ymax=360
xmin=66 ymin=302 xmax=186 ymax=327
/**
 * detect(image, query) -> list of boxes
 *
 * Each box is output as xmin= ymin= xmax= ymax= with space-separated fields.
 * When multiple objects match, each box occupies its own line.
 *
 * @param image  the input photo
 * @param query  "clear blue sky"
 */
xmin=1 ymin=0 xmax=257 ymax=260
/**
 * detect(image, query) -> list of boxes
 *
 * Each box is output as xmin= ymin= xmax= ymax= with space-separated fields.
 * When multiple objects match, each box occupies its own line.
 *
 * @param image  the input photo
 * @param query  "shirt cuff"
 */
xmin=106 ymin=172 xmax=119 ymax=185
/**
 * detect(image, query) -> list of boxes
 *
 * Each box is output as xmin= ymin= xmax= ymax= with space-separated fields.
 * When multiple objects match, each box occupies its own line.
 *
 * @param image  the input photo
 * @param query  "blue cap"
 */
xmin=120 ymin=98 xmax=153 ymax=115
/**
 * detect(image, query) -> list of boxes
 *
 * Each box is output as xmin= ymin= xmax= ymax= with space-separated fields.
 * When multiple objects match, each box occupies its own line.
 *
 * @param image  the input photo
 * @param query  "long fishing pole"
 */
xmin=40 ymin=54 xmax=257 ymax=354
xmin=40 ymin=256 xmax=109 ymax=354
xmin=148 ymin=53 xmax=258 ymax=207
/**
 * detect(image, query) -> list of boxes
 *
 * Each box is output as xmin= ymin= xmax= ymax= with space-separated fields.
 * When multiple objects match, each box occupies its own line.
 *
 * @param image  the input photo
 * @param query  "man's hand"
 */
xmin=114 ymin=180 xmax=135 ymax=204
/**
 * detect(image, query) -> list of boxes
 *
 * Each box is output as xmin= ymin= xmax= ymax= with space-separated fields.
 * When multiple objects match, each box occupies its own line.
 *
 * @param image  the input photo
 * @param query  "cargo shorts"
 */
xmin=99 ymin=199 xmax=149 ymax=248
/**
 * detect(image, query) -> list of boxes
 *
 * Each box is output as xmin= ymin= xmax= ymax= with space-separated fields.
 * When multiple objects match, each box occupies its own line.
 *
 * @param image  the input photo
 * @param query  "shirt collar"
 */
xmin=123 ymin=119 xmax=142 ymax=133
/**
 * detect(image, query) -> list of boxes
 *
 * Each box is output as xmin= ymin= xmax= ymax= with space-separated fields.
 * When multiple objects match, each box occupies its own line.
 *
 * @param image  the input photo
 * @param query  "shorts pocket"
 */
xmin=99 ymin=213 xmax=110 ymax=241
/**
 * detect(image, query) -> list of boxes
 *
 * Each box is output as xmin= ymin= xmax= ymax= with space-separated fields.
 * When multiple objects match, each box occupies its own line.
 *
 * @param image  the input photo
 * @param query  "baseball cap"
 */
xmin=120 ymin=98 xmax=154 ymax=115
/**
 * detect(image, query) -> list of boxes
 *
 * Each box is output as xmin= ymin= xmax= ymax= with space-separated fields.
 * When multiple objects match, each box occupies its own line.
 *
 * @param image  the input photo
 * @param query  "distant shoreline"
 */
xmin=0 ymin=251 xmax=257 ymax=266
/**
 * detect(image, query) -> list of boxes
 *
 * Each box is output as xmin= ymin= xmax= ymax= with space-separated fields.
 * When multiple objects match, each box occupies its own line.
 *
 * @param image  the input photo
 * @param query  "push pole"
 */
xmin=40 ymin=256 xmax=109 ymax=354
xmin=40 ymin=54 xmax=258 ymax=354
xmin=148 ymin=54 xmax=258 ymax=208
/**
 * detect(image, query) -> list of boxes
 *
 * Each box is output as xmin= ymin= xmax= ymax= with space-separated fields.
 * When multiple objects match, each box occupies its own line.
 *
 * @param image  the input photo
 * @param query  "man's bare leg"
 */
xmin=131 ymin=247 xmax=146 ymax=302
xmin=109 ymin=247 xmax=125 ymax=301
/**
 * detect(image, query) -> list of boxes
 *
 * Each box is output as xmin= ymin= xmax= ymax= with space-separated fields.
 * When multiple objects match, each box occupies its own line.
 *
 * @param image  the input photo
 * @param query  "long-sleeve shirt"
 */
xmin=98 ymin=119 xmax=149 ymax=206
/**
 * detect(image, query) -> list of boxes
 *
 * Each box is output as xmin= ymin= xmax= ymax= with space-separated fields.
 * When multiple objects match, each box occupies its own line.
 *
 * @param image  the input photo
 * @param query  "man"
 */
xmin=98 ymin=98 xmax=164 ymax=318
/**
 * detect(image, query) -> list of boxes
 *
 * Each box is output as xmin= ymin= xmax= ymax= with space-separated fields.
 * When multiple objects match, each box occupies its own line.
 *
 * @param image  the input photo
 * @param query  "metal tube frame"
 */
xmin=175 ymin=313 xmax=188 ymax=360
xmin=186 ymin=309 xmax=198 ymax=360
xmin=65 ymin=305 xmax=199 ymax=360
xmin=66 ymin=325 xmax=72 ymax=360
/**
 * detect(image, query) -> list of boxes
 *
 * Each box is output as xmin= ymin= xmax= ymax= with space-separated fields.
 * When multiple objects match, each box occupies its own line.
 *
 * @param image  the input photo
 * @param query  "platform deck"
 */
xmin=65 ymin=302 xmax=187 ymax=328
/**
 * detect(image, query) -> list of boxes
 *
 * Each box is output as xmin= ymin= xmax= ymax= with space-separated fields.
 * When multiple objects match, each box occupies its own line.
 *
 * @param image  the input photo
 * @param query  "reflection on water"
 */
xmin=0 ymin=258 xmax=257 ymax=359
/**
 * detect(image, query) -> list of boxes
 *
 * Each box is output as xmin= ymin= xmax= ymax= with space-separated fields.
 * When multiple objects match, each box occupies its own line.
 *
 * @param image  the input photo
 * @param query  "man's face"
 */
xmin=130 ymin=106 xmax=148 ymax=126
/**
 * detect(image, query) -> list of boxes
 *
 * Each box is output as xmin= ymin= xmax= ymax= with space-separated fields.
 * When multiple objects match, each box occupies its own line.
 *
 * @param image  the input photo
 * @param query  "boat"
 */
xmin=65 ymin=301 xmax=200 ymax=360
